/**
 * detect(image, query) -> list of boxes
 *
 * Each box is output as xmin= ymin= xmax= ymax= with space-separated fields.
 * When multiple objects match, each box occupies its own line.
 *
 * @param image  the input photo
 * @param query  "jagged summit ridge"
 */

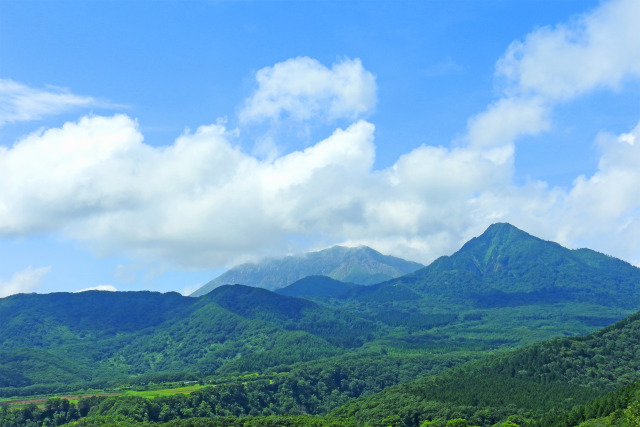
xmin=190 ymin=245 xmax=423 ymax=296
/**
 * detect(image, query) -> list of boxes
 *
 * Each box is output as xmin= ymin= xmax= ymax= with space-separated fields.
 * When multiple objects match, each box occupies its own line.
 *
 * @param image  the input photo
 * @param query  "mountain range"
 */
xmin=2 ymin=222 xmax=640 ymax=427
xmin=343 ymin=222 xmax=640 ymax=307
xmin=190 ymin=245 xmax=424 ymax=296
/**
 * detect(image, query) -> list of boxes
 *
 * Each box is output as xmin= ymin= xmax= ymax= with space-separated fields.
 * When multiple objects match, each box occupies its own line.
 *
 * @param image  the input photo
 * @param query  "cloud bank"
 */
xmin=0 ymin=266 xmax=51 ymax=298
xmin=467 ymin=0 xmax=640 ymax=149
xmin=1 ymin=0 xmax=640 ymax=273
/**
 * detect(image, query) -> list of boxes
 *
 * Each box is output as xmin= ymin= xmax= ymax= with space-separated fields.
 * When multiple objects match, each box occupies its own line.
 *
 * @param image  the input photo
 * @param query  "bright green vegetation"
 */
xmin=124 ymin=385 xmax=204 ymax=399
xmin=2 ymin=223 xmax=640 ymax=426
xmin=331 ymin=309 xmax=640 ymax=426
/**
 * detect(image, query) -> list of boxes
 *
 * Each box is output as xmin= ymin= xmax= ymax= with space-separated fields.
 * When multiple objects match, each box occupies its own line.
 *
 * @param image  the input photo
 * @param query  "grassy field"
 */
xmin=123 ymin=384 xmax=203 ymax=398
xmin=0 ymin=393 xmax=118 ymax=409
xmin=0 ymin=383 xmax=205 ymax=408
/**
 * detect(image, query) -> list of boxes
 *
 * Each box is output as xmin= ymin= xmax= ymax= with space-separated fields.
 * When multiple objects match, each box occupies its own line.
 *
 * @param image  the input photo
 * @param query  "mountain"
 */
xmin=319 ymin=223 xmax=640 ymax=353
xmin=275 ymin=275 xmax=361 ymax=299
xmin=344 ymin=223 xmax=640 ymax=310
xmin=189 ymin=245 xmax=424 ymax=297
xmin=0 ymin=288 xmax=377 ymax=396
xmin=203 ymin=284 xmax=380 ymax=348
xmin=6 ymin=303 xmax=640 ymax=427
xmin=332 ymin=309 xmax=640 ymax=426
xmin=3 ymin=222 xmax=640 ymax=415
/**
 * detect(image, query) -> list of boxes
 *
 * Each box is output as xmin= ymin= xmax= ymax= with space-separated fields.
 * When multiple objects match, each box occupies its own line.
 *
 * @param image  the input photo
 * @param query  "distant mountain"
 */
xmin=190 ymin=245 xmax=424 ymax=296
xmin=275 ymin=275 xmax=361 ymax=299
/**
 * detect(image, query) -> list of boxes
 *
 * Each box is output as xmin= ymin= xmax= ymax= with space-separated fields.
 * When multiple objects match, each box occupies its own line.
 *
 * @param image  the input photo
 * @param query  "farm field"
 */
xmin=0 ymin=384 xmax=204 ymax=408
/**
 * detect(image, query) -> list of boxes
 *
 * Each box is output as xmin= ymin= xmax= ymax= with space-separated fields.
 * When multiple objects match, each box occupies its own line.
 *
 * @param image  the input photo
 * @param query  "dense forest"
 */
xmin=2 ymin=224 xmax=640 ymax=427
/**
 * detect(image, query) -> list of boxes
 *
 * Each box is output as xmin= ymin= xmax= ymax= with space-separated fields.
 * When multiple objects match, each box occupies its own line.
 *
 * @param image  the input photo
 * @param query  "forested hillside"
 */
xmin=2 ymin=310 xmax=640 ymax=426
xmin=323 ymin=223 xmax=640 ymax=349
xmin=332 ymin=310 xmax=640 ymax=426
xmin=0 ymin=288 xmax=380 ymax=397
xmin=2 ymin=223 xmax=640 ymax=427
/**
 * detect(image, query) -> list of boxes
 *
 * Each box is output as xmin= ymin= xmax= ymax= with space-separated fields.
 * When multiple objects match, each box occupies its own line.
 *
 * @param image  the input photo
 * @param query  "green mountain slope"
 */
xmin=5 ymin=308 xmax=640 ymax=427
xmin=0 ymin=291 xmax=193 ymax=348
xmin=330 ymin=223 xmax=640 ymax=349
xmin=190 ymin=245 xmax=424 ymax=296
xmin=331 ymin=310 xmax=640 ymax=426
xmin=275 ymin=275 xmax=360 ymax=299
xmin=203 ymin=284 xmax=380 ymax=348
xmin=351 ymin=223 xmax=640 ymax=308
xmin=108 ymin=293 xmax=343 ymax=377
xmin=0 ymin=289 xmax=376 ymax=397
xmin=3 ymin=222 xmax=640 ymax=418
xmin=542 ymin=378 xmax=640 ymax=427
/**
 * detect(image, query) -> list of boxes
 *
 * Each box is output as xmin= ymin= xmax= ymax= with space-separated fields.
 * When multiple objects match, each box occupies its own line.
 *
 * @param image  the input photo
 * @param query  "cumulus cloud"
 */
xmin=2 ymin=0 xmax=640 ymax=274
xmin=466 ymin=0 xmax=640 ymax=148
xmin=552 ymin=122 xmax=640 ymax=257
xmin=2 ymin=118 xmax=640 ymax=271
xmin=0 ymin=79 xmax=97 ymax=126
xmin=0 ymin=114 xmax=377 ymax=267
xmin=496 ymin=0 xmax=640 ymax=100
xmin=240 ymin=57 xmax=376 ymax=123
xmin=0 ymin=266 xmax=51 ymax=298
xmin=0 ymin=107 xmax=508 ymax=267
xmin=76 ymin=285 xmax=117 ymax=292
xmin=466 ymin=97 xmax=550 ymax=148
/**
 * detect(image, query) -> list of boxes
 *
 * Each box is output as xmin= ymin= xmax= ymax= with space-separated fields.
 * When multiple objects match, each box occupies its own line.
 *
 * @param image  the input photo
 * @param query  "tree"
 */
xmin=446 ymin=419 xmax=469 ymax=427
xmin=626 ymin=401 xmax=640 ymax=427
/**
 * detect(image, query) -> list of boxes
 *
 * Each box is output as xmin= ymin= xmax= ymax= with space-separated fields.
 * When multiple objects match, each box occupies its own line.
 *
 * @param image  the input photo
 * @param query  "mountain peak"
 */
xmin=456 ymin=223 xmax=539 ymax=257
xmin=190 ymin=245 xmax=423 ymax=296
xmin=474 ymin=222 xmax=531 ymax=242
xmin=484 ymin=222 xmax=519 ymax=233
xmin=450 ymin=223 xmax=551 ymax=275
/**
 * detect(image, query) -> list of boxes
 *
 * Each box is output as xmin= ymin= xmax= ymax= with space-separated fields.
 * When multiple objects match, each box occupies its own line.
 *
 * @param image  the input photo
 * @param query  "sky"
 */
xmin=1 ymin=0 xmax=639 ymax=296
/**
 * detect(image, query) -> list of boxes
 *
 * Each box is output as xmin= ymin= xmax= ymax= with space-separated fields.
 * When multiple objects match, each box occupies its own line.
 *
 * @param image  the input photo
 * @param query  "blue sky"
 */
xmin=1 ymin=0 xmax=639 ymax=296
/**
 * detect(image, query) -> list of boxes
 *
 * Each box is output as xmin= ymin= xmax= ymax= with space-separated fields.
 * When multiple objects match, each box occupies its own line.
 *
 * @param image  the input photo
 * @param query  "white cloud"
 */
xmin=181 ymin=284 xmax=202 ymax=297
xmin=0 ymin=107 xmax=516 ymax=268
xmin=465 ymin=0 xmax=640 ymax=148
xmin=466 ymin=97 xmax=550 ymax=148
xmin=496 ymin=0 xmax=640 ymax=100
xmin=0 ymin=114 xmax=146 ymax=235
xmin=554 ymin=122 xmax=640 ymax=252
xmin=0 ymin=115 xmax=638 ymax=271
xmin=2 ymin=0 xmax=640 ymax=278
xmin=76 ymin=285 xmax=117 ymax=293
xmin=239 ymin=57 xmax=376 ymax=123
xmin=0 ymin=114 xmax=377 ymax=267
xmin=0 ymin=266 xmax=51 ymax=298
xmin=0 ymin=79 xmax=97 ymax=126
